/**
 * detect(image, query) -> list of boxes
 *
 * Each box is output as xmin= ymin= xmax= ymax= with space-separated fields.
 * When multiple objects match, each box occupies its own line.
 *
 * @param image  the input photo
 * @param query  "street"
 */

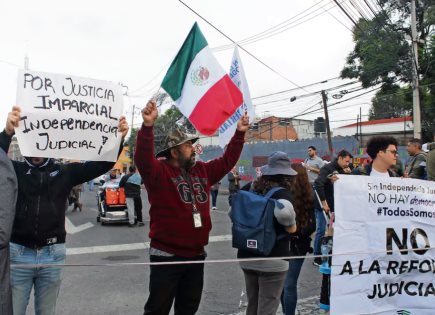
xmin=28 ymin=186 xmax=324 ymax=315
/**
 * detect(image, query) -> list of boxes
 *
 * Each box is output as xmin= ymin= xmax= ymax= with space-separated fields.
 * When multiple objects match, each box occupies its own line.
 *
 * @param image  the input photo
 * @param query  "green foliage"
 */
xmin=126 ymin=127 xmax=138 ymax=165
xmin=368 ymin=85 xmax=412 ymax=120
xmin=154 ymin=106 xmax=196 ymax=154
xmin=341 ymin=0 xmax=435 ymax=140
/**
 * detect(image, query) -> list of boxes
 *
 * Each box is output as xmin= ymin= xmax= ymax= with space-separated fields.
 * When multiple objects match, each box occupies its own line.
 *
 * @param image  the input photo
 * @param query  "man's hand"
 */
xmin=141 ymin=100 xmax=158 ymax=127
xmin=5 ymin=106 xmax=21 ymax=136
xmin=322 ymin=200 xmax=330 ymax=213
xmin=236 ymin=113 xmax=250 ymax=132
xmin=118 ymin=116 xmax=129 ymax=140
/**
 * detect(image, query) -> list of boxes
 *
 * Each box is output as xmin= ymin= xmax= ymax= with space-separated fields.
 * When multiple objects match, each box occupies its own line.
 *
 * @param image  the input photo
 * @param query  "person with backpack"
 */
xmin=280 ymin=163 xmax=316 ymax=315
xmin=236 ymin=151 xmax=297 ymax=315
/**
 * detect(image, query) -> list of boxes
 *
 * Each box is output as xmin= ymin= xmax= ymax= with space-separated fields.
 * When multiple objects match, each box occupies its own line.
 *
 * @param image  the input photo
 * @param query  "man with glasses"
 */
xmin=303 ymin=146 xmax=324 ymax=184
xmin=353 ymin=136 xmax=399 ymax=177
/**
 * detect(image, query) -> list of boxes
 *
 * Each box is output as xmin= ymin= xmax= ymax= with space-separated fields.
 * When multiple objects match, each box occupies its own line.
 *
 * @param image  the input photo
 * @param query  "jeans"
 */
xmin=313 ymin=208 xmax=326 ymax=256
xmin=10 ymin=242 xmax=66 ymax=315
xmin=280 ymin=258 xmax=305 ymax=315
xmin=210 ymin=190 xmax=218 ymax=207
xmin=242 ymin=269 xmax=287 ymax=315
xmin=144 ymin=254 xmax=205 ymax=315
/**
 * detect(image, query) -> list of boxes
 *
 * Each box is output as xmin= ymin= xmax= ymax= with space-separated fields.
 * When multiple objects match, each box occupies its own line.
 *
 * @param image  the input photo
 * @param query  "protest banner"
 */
xmin=15 ymin=70 xmax=123 ymax=161
xmin=218 ymin=46 xmax=254 ymax=148
xmin=331 ymin=175 xmax=435 ymax=314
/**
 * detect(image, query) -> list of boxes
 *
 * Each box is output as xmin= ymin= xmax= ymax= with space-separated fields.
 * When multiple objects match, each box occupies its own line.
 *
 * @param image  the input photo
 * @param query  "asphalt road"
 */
xmin=25 ymin=185 xmax=323 ymax=315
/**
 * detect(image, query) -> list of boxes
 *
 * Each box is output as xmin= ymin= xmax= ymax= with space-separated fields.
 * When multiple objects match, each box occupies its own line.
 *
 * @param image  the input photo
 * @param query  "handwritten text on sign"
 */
xmin=331 ymin=176 xmax=435 ymax=315
xmin=16 ymin=70 xmax=123 ymax=161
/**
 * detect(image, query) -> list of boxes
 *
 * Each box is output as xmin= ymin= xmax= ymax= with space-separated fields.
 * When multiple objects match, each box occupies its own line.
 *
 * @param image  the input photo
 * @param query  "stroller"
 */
xmin=96 ymin=181 xmax=134 ymax=225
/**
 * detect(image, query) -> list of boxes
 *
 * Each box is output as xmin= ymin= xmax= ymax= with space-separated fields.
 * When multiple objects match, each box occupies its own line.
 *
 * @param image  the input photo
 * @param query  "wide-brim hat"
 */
xmin=156 ymin=128 xmax=199 ymax=158
xmin=261 ymin=151 xmax=297 ymax=176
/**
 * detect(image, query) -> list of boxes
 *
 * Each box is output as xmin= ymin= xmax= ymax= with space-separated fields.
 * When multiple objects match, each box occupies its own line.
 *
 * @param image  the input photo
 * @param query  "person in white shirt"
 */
xmin=303 ymin=146 xmax=324 ymax=184
xmin=353 ymin=136 xmax=399 ymax=177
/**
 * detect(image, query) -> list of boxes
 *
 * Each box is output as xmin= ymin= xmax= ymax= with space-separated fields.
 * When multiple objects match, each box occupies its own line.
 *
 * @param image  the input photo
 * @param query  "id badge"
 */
xmin=193 ymin=212 xmax=203 ymax=228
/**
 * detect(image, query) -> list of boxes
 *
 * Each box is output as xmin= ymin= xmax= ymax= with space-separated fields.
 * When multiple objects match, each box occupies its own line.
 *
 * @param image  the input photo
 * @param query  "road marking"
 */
xmin=67 ymin=234 xmax=232 ymax=255
xmin=65 ymin=217 xmax=94 ymax=235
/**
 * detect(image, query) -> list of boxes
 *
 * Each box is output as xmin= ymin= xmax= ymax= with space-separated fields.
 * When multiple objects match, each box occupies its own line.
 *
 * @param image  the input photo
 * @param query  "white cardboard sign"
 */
xmin=15 ymin=70 xmax=123 ymax=161
xmin=331 ymin=175 xmax=435 ymax=315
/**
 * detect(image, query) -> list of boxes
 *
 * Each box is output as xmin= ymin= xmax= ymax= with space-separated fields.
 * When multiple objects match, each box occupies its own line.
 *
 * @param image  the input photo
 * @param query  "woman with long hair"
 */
xmin=280 ymin=163 xmax=315 ymax=315
xmin=238 ymin=151 xmax=297 ymax=315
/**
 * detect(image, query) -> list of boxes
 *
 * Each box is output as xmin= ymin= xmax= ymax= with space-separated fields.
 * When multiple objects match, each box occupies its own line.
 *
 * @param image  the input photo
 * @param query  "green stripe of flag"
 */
xmin=161 ymin=22 xmax=208 ymax=101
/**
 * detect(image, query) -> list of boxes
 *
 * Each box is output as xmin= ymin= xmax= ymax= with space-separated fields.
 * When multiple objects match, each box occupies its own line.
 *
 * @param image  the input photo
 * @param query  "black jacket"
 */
xmin=313 ymin=159 xmax=348 ymax=212
xmin=0 ymin=130 xmax=120 ymax=249
xmin=119 ymin=173 xmax=142 ymax=198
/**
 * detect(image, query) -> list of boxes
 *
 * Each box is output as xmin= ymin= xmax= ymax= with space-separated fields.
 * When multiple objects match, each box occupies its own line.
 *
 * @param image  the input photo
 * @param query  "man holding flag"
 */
xmin=135 ymin=22 xmax=249 ymax=315
xmin=135 ymin=101 xmax=249 ymax=315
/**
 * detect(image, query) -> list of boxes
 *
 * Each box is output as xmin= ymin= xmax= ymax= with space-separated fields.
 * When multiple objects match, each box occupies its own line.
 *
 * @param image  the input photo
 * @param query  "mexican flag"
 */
xmin=161 ymin=23 xmax=243 ymax=136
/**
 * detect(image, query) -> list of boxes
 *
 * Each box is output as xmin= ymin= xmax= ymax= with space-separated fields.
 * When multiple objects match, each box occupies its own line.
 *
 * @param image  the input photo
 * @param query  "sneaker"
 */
xmin=137 ymin=221 xmax=145 ymax=226
xmin=212 ymin=207 xmax=217 ymax=210
xmin=313 ymin=257 xmax=322 ymax=267
xmin=128 ymin=224 xmax=135 ymax=228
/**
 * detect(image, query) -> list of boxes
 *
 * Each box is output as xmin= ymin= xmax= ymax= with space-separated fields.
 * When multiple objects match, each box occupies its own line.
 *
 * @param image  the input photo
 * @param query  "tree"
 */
xmin=126 ymin=92 xmax=196 ymax=160
xmin=368 ymin=86 xmax=413 ymax=120
xmin=126 ymin=127 xmax=138 ymax=165
xmin=154 ymin=106 xmax=196 ymax=154
xmin=341 ymin=0 xmax=435 ymax=140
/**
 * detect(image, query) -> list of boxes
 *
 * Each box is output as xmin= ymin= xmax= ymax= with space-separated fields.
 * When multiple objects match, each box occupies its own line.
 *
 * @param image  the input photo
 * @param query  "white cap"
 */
xmin=422 ymin=143 xmax=429 ymax=152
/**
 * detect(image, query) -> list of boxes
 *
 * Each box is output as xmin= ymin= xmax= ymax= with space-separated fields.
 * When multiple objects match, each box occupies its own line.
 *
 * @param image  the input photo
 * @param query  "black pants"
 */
xmin=134 ymin=196 xmax=143 ymax=222
xmin=144 ymin=254 xmax=206 ymax=315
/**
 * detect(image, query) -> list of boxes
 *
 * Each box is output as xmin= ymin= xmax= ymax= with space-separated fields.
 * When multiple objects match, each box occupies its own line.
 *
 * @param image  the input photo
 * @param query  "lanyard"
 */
xmin=181 ymin=169 xmax=203 ymax=228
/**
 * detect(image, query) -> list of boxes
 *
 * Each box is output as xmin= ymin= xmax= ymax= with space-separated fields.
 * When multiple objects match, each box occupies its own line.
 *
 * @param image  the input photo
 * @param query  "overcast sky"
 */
xmin=0 ymin=0 xmax=377 ymax=132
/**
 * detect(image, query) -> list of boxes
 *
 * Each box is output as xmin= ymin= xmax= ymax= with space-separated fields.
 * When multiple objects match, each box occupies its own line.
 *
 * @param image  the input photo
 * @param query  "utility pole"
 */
xmin=24 ymin=52 xmax=29 ymax=70
xmin=359 ymin=107 xmax=362 ymax=148
xmin=411 ymin=0 xmax=422 ymax=139
xmin=321 ymin=90 xmax=333 ymax=156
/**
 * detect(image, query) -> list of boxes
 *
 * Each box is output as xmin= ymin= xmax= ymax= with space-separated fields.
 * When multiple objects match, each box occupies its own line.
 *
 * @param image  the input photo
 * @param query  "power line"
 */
xmin=212 ymin=0 xmax=339 ymax=52
xmin=251 ymin=76 xmax=340 ymax=100
xmin=177 ymin=0 xmax=309 ymax=91
xmin=311 ymin=0 xmax=354 ymax=33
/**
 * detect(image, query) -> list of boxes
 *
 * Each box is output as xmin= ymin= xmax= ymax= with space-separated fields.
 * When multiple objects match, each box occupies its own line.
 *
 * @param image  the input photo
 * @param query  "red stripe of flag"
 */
xmin=189 ymin=75 xmax=243 ymax=136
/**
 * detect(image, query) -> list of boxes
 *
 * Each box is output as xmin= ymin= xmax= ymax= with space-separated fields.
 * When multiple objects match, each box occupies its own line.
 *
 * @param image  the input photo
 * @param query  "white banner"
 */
xmin=16 ymin=70 xmax=123 ymax=161
xmin=331 ymin=175 xmax=435 ymax=315
xmin=218 ymin=46 xmax=254 ymax=148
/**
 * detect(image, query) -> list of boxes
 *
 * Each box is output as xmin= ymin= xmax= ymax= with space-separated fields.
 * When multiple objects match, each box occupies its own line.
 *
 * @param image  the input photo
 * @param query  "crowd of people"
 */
xmin=0 ymin=100 xmax=434 ymax=315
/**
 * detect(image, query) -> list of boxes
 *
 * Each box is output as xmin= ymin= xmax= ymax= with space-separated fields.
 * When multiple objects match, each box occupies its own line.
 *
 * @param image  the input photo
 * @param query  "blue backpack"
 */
xmin=230 ymin=187 xmax=285 ymax=256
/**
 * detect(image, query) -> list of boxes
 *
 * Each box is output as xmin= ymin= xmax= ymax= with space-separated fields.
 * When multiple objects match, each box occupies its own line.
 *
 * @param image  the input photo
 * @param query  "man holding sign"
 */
xmin=0 ymin=106 xmax=128 ymax=315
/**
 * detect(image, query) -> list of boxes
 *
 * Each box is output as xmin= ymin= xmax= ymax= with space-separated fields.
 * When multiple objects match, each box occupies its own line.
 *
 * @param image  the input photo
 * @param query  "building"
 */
xmin=333 ymin=116 xmax=414 ymax=146
xmin=246 ymin=116 xmax=314 ymax=141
